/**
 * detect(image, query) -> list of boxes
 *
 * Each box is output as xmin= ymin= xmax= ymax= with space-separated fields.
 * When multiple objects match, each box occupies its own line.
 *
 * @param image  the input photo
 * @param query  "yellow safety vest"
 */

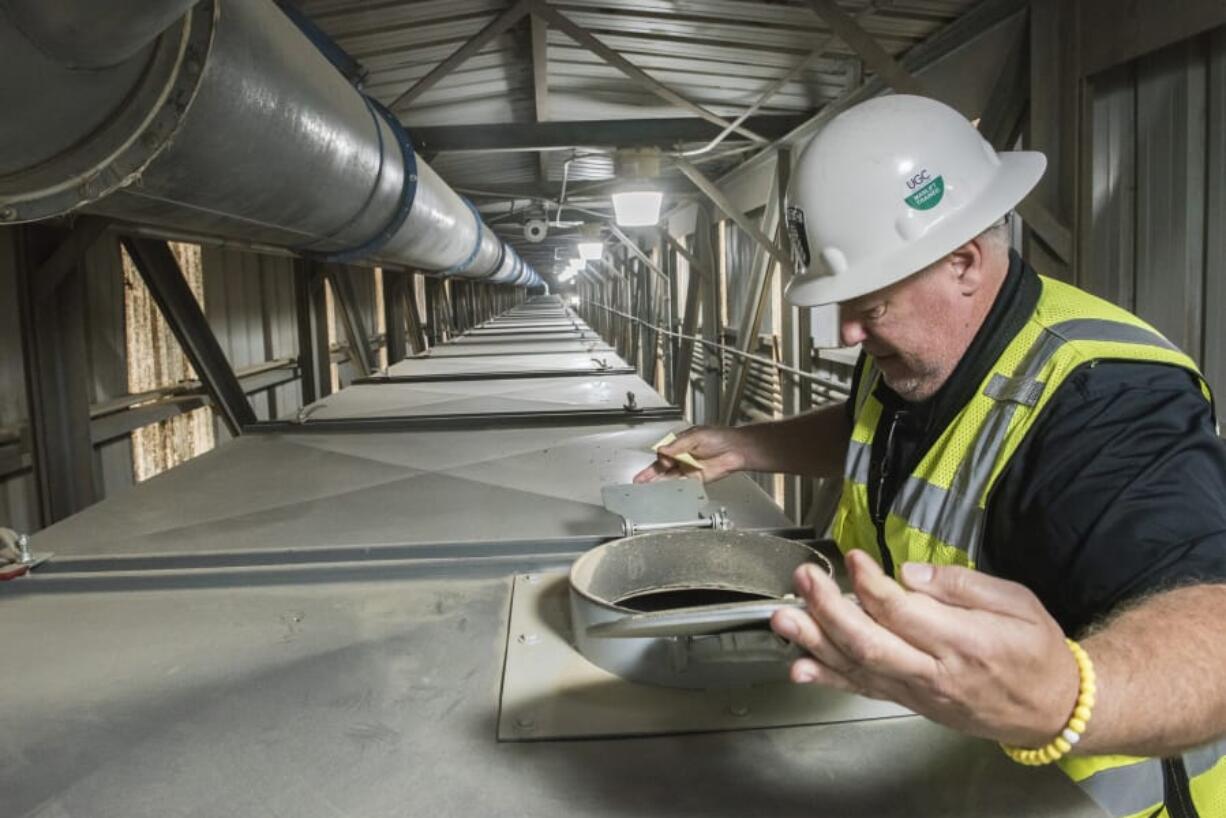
xmin=833 ymin=274 xmax=1226 ymax=817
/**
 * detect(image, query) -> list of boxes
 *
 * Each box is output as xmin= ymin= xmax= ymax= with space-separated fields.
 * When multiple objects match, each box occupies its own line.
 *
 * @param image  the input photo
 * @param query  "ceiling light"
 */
xmin=612 ymin=148 xmax=663 ymax=227
xmin=612 ymin=191 xmax=663 ymax=227
xmin=578 ymin=241 xmax=604 ymax=260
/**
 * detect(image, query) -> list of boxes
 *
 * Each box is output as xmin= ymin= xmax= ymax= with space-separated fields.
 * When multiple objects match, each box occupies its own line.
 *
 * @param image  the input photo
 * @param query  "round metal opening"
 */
xmin=569 ymin=530 xmax=832 ymax=688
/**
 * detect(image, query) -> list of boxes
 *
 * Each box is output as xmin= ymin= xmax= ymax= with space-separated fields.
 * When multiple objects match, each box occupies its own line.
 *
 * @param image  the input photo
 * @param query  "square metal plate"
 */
xmin=498 ymin=572 xmax=912 ymax=741
xmin=600 ymin=479 xmax=710 ymax=526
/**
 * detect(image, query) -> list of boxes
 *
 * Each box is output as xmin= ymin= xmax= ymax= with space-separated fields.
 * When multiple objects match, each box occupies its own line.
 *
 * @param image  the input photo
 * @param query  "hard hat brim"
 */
xmin=784 ymin=151 xmax=1047 ymax=307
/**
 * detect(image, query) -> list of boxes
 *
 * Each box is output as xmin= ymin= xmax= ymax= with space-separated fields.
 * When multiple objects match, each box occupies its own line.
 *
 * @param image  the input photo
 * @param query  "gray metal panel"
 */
xmin=1134 ymin=37 xmax=1207 ymax=357
xmin=84 ymin=235 xmax=135 ymax=495
xmin=1085 ymin=63 xmax=1137 ymax=309
xmin=1205 ymin=27 xmax=1226 ymax=397
xmin=204 ymin=245 xmax=269 ymax=429
xmin=0 ymin=226 xmax=39 ymax=530
xmin=203 ymin=246 xmax=306 ymax=425
xmin=448 ymin=331 xmax=596 ymax=344
xmin=305 ymin=374 xmax=668 ymax=418
xmin=426 ymin=340 xmax=614 ymax=357
xmin=387 ymin=351 xmax=632 ymax=376
xmin=31 ymin=421 xmax=789 ymax=558
xmin=1 ymin=571 xmax=1100 ymax=817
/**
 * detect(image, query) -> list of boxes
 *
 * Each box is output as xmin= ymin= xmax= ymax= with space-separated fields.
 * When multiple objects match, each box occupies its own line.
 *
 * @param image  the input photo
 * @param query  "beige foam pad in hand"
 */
xmin=651 ymin=432 xmax=702 ymax=471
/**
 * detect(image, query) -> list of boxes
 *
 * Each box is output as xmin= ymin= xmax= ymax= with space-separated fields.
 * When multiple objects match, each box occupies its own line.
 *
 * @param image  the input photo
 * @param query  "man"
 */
xmin=636 ymin=95 xmax=1226 ymax=816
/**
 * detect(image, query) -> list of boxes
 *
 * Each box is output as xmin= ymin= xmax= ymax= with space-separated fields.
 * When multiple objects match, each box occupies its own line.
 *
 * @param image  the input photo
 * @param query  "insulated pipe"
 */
xmin=0 ymin=0 xmax=541 ymax=288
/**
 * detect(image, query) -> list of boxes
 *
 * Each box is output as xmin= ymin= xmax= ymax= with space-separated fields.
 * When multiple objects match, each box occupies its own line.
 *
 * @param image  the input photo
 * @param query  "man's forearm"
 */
xmin=1076 ymin=584 xmax=1226 ymax=756
xmin=737 ymin=403 xmax=851 ymax=479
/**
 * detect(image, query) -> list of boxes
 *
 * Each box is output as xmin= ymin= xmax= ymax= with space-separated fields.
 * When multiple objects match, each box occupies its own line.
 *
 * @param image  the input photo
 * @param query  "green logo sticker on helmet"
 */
xmin=905 ymin=175 xmax=944 ymax=210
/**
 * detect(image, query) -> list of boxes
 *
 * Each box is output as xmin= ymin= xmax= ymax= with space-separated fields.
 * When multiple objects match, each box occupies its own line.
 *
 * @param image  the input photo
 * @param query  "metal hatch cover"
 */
xmin=600 ymin=479 xmax=710 ymax=526
xmin=497 ymin=572 xmax=911 ymax=741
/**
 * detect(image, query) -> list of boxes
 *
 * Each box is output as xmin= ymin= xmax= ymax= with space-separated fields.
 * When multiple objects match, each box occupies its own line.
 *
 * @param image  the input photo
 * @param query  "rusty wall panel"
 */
xmin=123 ymin=243 xmax=216 ymax=482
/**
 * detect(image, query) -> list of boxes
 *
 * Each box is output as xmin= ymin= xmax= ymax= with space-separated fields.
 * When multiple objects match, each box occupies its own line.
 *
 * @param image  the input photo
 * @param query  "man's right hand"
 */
xmin=633 ymin=426 xmax=748 ymax=484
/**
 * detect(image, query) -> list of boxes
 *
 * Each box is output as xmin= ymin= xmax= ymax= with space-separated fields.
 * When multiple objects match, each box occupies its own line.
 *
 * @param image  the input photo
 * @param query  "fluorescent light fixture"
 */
xmin=578 ymin=241 xmax=604 ymax=260
xmin=612 ymin=190 xmax=663 ymax=227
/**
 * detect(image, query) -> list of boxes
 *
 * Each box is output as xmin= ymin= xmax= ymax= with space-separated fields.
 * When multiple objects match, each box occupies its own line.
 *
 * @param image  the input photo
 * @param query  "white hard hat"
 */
xmin=783 ymin=95 xmax=1046 ymax=307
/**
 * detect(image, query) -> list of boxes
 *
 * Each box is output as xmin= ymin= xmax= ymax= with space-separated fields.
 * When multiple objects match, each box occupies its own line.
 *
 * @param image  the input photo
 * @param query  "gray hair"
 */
xmin=976 ymin=212 xmax=1014 ymax=254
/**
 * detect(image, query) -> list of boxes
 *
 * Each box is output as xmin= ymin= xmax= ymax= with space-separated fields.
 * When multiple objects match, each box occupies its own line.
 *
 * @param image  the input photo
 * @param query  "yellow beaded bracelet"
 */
xmin=1000 ymin=638 xmax=1096 ymax=766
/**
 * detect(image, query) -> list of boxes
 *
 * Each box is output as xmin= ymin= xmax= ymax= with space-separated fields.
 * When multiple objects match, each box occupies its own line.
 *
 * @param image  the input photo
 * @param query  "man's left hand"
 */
xmin=770 ymin=550 xmax=1079 ymax=747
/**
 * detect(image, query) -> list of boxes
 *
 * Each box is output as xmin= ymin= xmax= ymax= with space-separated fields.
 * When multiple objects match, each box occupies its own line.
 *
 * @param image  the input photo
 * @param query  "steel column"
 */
xmin=324 ymin=266 xmax=376 ymax=378
xmin=775 ymin=149 xmax=804 ymax=521
xmin=383 ymin=270 xmax=409 ymax=365
xmin=404 ymin=273 xmax=429 ymax=353
xmin=720 ymin=165 xmax=783 ymax=426
xmin=292 ymin=258 xmax=326 ymax=405
xmin=697 ymin=209 xmax=722 ymax=425
xmin=664 ymin=231 xmax=705 ymax=410
xmin=663 ymin=232 xmax=679 ymax=399
xmin=121 ymin=236 xmax=257 ymax=438
xmin=18 ymin=223 xmax=101 ymax=524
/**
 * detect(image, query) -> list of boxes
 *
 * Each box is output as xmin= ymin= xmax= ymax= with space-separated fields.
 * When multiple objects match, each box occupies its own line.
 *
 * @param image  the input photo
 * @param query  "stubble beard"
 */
xmin=881 ymin=359 xmax=946 ymax=403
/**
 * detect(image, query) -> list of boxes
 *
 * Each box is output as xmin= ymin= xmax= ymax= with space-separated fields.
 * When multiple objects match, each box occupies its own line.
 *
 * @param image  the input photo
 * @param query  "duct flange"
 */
xmin=0 ymin=2 xmax=216 ymax=224
xmin=569 ymin=529 xmax=832 ymax=689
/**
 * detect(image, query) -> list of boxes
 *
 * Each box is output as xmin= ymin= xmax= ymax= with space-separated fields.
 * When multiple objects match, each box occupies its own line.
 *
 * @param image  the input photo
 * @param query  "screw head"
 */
xmin=729 ymin=704 xmax=750 ymax=717
xmin=516 ymin=632 xmax=540 ymax=646
xmin=0 ymin=207 xmax=17 ymax=221
xmin=515 ymin=715 xmax=536 ymax=731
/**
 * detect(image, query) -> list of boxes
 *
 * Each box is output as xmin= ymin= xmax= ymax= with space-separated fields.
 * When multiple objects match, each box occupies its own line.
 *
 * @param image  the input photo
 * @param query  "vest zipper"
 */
xmin=1162 ymin=756 xmax=1200 ymax=818
xmin=870 ymin=409 xmax=904 ymax=579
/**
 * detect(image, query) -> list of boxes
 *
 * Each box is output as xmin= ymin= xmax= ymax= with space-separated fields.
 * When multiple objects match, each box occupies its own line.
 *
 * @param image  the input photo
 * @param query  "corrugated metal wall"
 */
xmin=88 ymin=237 xmax=138 ymax=495
xmin=1084 ymin=25 xmax=1226 ymax=396
xmin=0 ymin=228 xmax=322 ymax=532
xmin=202 ymin=247 xmax=304 ymax=436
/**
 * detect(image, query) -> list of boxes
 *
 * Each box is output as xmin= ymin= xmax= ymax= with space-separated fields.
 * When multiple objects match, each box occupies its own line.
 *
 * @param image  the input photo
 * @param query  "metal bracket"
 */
xmin=601 ymin=480 xmax=732 ymax=536
xmin=1 ymin=529 xmax=53 ymax=578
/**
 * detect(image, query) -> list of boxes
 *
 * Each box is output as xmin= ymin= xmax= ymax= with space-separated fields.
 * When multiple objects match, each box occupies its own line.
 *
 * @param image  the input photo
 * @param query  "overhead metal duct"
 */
xmin=0 ymin=0 xmax=541 ymax=288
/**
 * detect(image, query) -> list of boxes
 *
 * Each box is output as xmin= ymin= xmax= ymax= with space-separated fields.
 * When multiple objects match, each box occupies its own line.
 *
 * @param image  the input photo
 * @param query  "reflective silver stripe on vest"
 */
xmin=1077 ymin=758 xmax=1164 ymax=818
xmin=847 ymin=438 xmax=871 ymax=485
xmin=1185 ymin=737 xmax=1226 ymax=777
xmin=847 ymin=318 xmax=1182 ymax=562
xmin=955 ymin=319 xmax=1182 ymax=564
xmin=983 ymin=373 xmax=1044 ymax=406
xmin=1048 ymin=318 xmax=1181 ymax=353
xmin=892 ymin=476 xmax=984 ymax=553
xmin=844 ymin=440 xmax=983 ymax=552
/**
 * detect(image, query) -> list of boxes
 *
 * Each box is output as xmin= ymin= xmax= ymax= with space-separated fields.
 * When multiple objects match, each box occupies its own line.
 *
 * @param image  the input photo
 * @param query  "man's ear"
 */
xmin=950 ymin=239 xmax=984 ymax=296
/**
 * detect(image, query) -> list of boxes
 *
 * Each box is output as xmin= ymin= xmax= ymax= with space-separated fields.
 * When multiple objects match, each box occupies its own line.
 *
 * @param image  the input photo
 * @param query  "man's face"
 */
xmin=837 ymin=258 xmax=969 ymax=402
